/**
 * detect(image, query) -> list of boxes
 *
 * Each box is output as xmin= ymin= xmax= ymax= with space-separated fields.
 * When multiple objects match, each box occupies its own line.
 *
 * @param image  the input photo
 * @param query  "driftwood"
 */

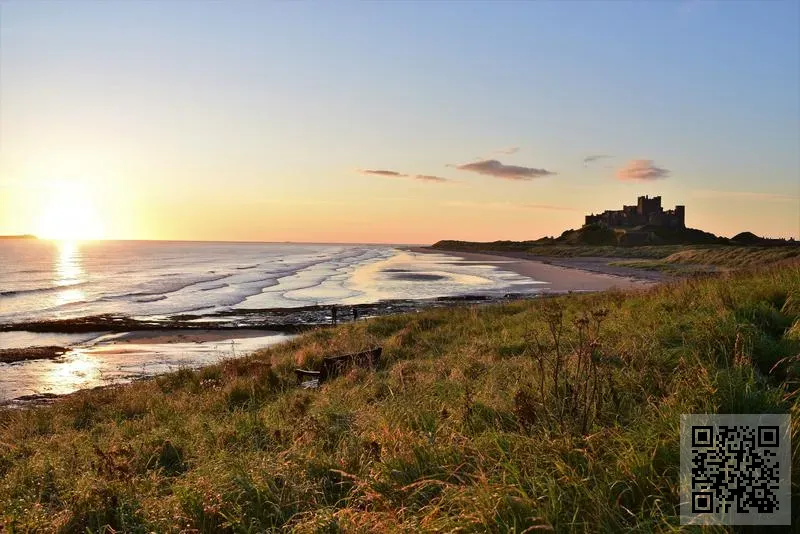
xmin=295 ymin=347 xmax=382 ymax=389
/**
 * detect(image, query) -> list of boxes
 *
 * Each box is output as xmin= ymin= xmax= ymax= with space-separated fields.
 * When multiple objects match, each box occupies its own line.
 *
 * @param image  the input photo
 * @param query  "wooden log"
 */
xmin=294 ymin=347 xmax=383 ymax=386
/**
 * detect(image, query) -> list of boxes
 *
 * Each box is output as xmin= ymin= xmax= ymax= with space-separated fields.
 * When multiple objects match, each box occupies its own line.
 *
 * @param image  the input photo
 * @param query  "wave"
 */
xmin=200 ymin=283 xmax=229 ymax=292
xmin=0 ymin=244 xmax=422 ymax=323
xmin=0 ymin=282 xmax=86 ymax=297
xmin=132 ymin=295 xmax=168 ymax=303
xmin=103 ymin=273 xmax=232 ymax=300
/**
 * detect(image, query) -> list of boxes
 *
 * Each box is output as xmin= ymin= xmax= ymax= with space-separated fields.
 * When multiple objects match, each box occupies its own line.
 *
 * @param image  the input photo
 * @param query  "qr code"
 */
xmin=680 ymin=414 xmax=791 ymax=525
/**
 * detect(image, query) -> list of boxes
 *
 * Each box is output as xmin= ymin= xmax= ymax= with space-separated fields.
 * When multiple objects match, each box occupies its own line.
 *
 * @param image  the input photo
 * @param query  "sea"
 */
xmin=0 ymin=240 xmax=544 ymax=402
xmin=0 ymin=240 xmax=543 ymax=324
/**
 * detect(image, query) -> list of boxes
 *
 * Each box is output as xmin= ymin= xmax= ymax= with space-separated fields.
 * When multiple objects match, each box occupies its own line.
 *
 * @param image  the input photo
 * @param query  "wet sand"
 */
xmin=0 ymin=331 xmax=294 ymax=404
xmin=94 ymin=329 xmax=283 ymax=346
xmin=410 ymin=247 xmax=659 ymax=291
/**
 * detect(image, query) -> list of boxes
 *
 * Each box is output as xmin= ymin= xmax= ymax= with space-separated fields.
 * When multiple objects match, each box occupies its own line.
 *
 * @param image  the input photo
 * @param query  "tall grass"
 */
xmin=1 ymin=262 xmax=799 ymax=532
xmin=434 ymin=241 xmax=800 ymax=266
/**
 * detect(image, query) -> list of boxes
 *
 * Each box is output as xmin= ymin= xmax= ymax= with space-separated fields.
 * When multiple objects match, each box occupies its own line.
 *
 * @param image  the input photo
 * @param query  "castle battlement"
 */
xmin=585 ymin=195 xmax=685 ymax=229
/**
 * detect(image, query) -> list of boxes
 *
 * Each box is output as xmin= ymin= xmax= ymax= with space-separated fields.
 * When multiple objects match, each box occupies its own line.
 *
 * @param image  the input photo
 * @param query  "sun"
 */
xmin=36 ymin=182 xmax=105 ymax=241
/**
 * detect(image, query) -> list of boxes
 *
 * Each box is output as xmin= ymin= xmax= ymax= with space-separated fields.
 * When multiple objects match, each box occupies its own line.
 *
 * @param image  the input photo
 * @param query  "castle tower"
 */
xmin=674 ymin=205 xmax=685 ymax=228
xmin=637 ymin=195 xmax=661 ymax=215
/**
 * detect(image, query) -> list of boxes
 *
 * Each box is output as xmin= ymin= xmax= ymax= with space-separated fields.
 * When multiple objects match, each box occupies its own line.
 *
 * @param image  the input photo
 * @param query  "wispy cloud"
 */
xmin=450 ymin=159 xmax=556 ymax=181
xmin=359 ymin=169 xmax=408 ymax=178
xmin=358 ymin=168 xmax=452 ymax=183
xmin=583 ymin=154 xmax=613 ymax=166
xmin=495 ymin=146 xmax=520 ymax=155
xmin=444 ymin=200 xmax=576 ymax=212
xmin=616 ymin=160 xmax=670 ymax=181
xmin=691 ymin=189 xmax=799 ymax=202
xmin=414 ymin=174 xmax=450 ymax=183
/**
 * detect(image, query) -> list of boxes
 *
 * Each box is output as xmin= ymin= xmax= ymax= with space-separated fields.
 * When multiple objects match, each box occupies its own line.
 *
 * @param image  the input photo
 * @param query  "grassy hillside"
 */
xmin=432 ymin=239 xmax=685 ymax=259
xmin=432 ymin=225 xmax=799 ymax=266
xmin=2 ymin=262 xmax=800 ymax=532
xmin=432 ymin=224 xmax=728 ymax=252
xmin=432 ymin=240 xmax=800 ymax=268
xmin=611 ymin=246 xmax=800 ymax=272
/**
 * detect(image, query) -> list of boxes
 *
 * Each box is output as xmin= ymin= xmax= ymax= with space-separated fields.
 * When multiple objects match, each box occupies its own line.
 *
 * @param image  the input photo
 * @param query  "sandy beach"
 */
xmin=93 ymin=329 xmax=283 ymax=346
xmin=411 ymin=247 xmax=659 ymax=292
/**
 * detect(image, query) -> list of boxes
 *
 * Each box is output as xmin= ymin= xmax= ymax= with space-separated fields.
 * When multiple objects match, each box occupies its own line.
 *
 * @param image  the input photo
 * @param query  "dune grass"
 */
xmin=611 ymin=247 xmax=800 ymax=274
xmin=2 ymin=262 xmax=800 ymax=532
xmin=523 ymin=245 xmax=685 ymax=259
xmin=661 ymin=246 xmax=800 ymax=267
xmin=435 ymin=240 xmax=800 ymax=266
xmin=432 ymin=240 xmax=687 ymax=259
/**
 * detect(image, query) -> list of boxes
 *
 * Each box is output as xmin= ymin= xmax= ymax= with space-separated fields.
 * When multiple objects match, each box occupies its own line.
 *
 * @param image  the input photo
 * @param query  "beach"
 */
xmin=410 ymin=247 xmax=660 ymax=291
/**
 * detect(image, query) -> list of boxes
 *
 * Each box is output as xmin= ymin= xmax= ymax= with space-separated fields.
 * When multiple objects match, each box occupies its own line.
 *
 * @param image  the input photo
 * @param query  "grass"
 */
xmin=525 ymin=245 xmax=685 ymax=259
xmin=432 ymin=239 xmax=686 ymax=258
xmin=606 ymin=260 xmax=709 ymax=275
xmin=610 ymin=247 xmax=800 ymax=274
xmin=434 ymin=240 xmax=800 ymax=265
xmin=2 ymin=261 xmax=800 ymax=532
xmin=661 ymin=246 xmax=800 ymax=267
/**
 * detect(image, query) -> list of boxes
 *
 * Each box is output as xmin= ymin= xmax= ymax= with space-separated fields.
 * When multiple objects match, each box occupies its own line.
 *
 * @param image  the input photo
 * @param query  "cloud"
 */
xmin=616 ymin=160 xmax=670 ymax=181
xmin=495 ymin=146 xmax=520 ymax=155
xmin=359 ymin=169 xmax=408 ymax=178
xmin=359 ymin=168 xmax=452 ymax=184
xmin=451 ymin=159 xmax=556 ymax=180
xmin=583 ymin=154 xmax=612 ymax=166
xmin=414 ymin=174 xmax=450 ymax=183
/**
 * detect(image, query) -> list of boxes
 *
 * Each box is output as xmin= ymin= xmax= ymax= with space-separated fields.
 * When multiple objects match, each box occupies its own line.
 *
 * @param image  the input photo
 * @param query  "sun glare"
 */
xmin=36 ymin=182 xmax=105 ymax=241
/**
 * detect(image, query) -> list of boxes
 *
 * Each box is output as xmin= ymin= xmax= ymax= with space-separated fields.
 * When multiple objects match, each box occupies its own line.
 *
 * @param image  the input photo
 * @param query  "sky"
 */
xmin=0 ymin=0 xmax=798 ymax=243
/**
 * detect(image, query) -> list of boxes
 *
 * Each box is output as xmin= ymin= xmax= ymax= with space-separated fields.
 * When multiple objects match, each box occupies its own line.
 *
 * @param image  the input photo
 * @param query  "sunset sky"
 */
xmin=1 ymin=1 xmax=798 ymax=243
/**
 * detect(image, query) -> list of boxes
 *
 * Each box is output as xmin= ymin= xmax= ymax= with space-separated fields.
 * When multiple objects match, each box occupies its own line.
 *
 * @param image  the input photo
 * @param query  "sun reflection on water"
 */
xmin=54 ymin=240 xmax=86 ymax=306
xmin=46 ymin=350 xmax=102 ymax=394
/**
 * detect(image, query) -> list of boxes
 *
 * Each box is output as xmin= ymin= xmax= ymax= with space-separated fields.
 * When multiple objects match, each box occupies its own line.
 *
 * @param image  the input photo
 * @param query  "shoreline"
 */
xmin=0 ymin=330 xmax=295 ymax=406
xmin=0 ymin=249 xmax=661 ymax=404
xmin=409 ymin=246 xmax=661 ymax=291
xmin=0 ymin=293 xmax=547 ymax=338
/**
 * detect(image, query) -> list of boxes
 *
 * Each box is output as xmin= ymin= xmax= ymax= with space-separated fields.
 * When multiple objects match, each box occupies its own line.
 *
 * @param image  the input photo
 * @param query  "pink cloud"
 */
xmin=616 ymin=160 xmax=670 ymax=181
xmin=451 ymin=159 xmax=556 ymax=180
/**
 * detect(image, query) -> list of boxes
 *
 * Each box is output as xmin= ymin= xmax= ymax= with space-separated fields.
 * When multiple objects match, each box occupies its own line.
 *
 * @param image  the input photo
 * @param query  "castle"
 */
xmin=584 ymin=195 xmax=685 ymax=229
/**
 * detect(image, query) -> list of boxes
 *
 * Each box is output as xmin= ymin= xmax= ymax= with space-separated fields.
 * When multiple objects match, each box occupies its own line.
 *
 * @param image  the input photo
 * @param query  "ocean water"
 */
xmin=0 ymin=240 xmax=543 ymax=325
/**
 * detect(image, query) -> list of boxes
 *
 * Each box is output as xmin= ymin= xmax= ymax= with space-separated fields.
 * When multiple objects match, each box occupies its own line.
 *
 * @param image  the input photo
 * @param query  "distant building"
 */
xmin=584 ymin=195 xmax=685 ymax=229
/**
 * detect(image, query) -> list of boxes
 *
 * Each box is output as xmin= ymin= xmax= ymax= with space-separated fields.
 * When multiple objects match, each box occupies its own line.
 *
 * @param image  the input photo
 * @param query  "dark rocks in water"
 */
xmin=0 ymin=294 xmax=543 ymax=338
xmin=12 ymin=392 xmax=60 ymax=402
xmin=0 ymin=346 xmax=67 ymax=364
xmin=436 ymin=295 xmax=490 ymax=301
xmin=388 ymin=273 xmax=446 ymax=281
